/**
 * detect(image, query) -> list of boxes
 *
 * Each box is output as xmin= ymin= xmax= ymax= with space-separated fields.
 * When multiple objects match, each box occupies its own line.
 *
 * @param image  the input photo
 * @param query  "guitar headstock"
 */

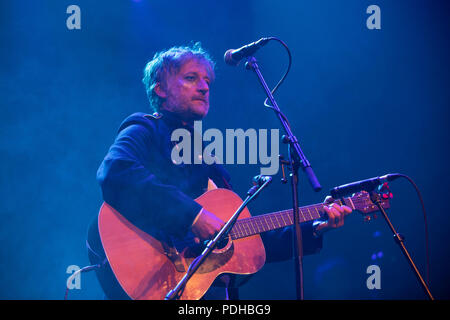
xmin=348 ymin=191 xmax=390 ymax=215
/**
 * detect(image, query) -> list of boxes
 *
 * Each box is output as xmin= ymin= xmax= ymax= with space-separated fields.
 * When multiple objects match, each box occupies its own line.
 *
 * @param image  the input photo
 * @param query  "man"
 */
xmin=87 ymin=43 xmax=351 ymax=300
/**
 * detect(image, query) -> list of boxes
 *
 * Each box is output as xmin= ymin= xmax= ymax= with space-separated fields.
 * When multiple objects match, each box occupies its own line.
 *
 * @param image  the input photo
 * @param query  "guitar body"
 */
xmin=98 ymin=188 xmax=266 ymax=300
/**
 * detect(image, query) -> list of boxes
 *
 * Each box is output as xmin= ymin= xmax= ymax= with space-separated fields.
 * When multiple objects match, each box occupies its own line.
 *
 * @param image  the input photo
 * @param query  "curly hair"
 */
xmin=142 ymin=42 xmax=216 ymax=112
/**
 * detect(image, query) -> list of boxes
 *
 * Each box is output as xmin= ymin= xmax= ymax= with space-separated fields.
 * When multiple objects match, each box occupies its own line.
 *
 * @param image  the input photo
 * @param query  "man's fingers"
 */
xmin=328 ymin=203 xmax=352 ymax=216
xmin=320 ymin=201 xmax=352 ymax=233
xmin=330 ymin=203 xmax=347 ymax=214
xmin=324 ymin=199 xmax=352 ymax=215
xmin=323 ymin=205 xmax=337 ymax=227
xmin=324 ymin=205 xmax=345 ymax=227
xmin=343 ymin=205 xmax=352 ymax=214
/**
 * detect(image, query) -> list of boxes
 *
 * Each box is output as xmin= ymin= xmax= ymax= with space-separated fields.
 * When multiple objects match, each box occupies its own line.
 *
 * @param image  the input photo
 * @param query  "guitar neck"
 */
xmin=229 ymin=197 xmax=354 ymax=240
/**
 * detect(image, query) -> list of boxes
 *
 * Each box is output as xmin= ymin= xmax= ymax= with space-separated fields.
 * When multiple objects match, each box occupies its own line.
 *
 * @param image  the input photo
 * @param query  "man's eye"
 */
xmin=185 ymin=76 xmax=196 ymax=81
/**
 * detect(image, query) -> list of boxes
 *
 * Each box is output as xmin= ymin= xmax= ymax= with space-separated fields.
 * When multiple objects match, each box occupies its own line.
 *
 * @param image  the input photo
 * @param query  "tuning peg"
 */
xmin=379 ymin=182 xmax=394 ymax=199
xmin=382 ymin=193 xmax=393 ymax=199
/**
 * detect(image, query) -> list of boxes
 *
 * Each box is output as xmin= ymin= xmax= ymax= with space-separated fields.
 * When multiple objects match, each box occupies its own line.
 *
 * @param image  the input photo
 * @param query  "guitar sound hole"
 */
xmin=212 ymin=235 xmax=232 ymax=253
xmin=184 ymin=235 xmax=233 ymax=259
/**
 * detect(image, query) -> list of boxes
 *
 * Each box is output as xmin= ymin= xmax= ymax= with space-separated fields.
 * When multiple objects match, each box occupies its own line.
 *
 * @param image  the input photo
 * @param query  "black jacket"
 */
xmin=87 ymin=112 xmax=322 ymax=299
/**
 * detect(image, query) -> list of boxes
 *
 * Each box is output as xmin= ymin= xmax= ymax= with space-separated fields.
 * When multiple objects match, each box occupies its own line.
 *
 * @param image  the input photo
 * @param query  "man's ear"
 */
xmin=154 ymin=82 xmax=167 ymax=99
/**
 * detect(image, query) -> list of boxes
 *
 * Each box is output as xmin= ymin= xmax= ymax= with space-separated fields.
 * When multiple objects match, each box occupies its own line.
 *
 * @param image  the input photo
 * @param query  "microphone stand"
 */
xmin=165 ymin=176 xmax=272 ymax=300
xmin=370 ymin=190 xmax=434 ymax=300
xmin=245 ymin=56 xmax=322 ymax=300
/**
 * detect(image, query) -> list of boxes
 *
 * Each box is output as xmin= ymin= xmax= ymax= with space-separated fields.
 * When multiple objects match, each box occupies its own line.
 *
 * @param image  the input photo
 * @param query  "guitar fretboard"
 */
xmin=229 ymin=199 xmax=350 ymax=240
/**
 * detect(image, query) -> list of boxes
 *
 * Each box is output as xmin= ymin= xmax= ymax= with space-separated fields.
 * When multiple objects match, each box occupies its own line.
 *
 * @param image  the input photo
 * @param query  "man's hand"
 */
xmin=314 ymin=196 xmax=352 ymax=236
xmin=191 ymin=208 xmax=225 ymax=243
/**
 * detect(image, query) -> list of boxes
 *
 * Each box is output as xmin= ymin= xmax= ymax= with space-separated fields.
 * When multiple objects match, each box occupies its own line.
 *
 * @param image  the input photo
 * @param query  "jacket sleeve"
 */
xmin=261 ymin=222 xmax=323 ymax=263
xmin=97 ymin=122 xmax=202 ymax=238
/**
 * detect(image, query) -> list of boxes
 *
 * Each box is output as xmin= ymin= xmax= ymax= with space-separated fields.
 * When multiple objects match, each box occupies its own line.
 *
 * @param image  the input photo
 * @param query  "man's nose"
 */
xmin=197 ymin=79 xmax=209 ymax=95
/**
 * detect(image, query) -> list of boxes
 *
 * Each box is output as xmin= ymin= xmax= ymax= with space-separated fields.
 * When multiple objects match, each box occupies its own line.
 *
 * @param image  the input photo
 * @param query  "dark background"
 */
xmin=1 ymin=0 xmax=449 ymax=299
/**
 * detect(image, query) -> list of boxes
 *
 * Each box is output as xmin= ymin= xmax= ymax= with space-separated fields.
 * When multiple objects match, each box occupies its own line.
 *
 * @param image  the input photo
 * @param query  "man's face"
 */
xmin=157 ymin=59 xmax=212 ymax=122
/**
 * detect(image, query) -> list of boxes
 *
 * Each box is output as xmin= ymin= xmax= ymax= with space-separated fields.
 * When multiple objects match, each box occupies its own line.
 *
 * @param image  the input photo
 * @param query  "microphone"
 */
xmin=330 ymin=173 xmax=401 ymax=198
xmin=247 ymin=175 xmax=272 ymax=196
xmin=253 ymin=175 xmax=273 ymax=186
xmin=224 ymin=38 xmax=271 ymax=66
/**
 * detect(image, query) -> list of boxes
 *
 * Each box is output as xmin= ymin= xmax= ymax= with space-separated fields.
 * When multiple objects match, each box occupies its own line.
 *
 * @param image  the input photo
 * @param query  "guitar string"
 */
xmin=174 ymin=198 xmax=375 ymax=245
xmin=171 ymin=198 xmax=377 ymax=247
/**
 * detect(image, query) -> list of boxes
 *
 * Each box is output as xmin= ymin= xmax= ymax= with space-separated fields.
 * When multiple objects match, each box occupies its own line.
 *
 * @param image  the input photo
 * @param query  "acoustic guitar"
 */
xmin=98 ymin=187 xmax=389 ymax=300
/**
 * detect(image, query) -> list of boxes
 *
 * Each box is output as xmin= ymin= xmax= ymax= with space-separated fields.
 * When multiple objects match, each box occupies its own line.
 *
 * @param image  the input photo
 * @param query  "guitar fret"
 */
xmin=278 ymin=213 xmax=284 ymax=227
xmin=269 ymin=215 xmax=276 ymax=229
xmin=300 ymin=208 xmax=306 ymax=221
xmin=284 ymin=212 xmax=291 ymax=225
xmin=296 ymin=209 xmax=305 ymax=223
xmin=239 ymin=223 xmax=245 ymax=237
xmin=239 ymin=222 xmax=248 ymax=237
xmin=261 ymin=218 xmax=267 ymax=231
xmin=256 ymin=220 xmax=262 ymax=234
xmin=287 ymin=210 xmax=293 ymax=224
xmin=270 ymin=215 xmax=277 ymax=228
xmin=258 ymin=217 xmax=265 ymax=233
xmin=253 ymin=217 xmax=260 ymax=234
xmin=283 ymin=212 xmax=290 ymax=226
xmin=264 ymin=215 xmax=272 ymax=231
xmin=281 ymin=213 xmax=287 ymax=226
xmin=230 ymin=228 xmax=236 ymax=240
xmin=253 ymin=219 xmax=260 ymax=234
xmin=261 ymin=216 xmax=268 ymax=230
xmin=235 ymin=223 xmax=243 ymax=238
xmin=303 ymin=207 xmax=309 ymax=221
xmin=274 ymin=214 xmax=280 ymax=228
xmin=241 ymin=222 xmax=248 ymax=236
xmin=280 ymin=213 xmax=286 ymax=226
xmin=302 ymin=209 xmax=308 ymax=222
xmin=232 ymin=224 xmax=239 ymax=238
xmin=276 ymin=214 xmax=282 ymax=228
xmin=247 ymin=222 xmax=253 ymax=236
xmin=244 ymin=221 xmax=251 ymax=236
xmin=314 ymin=206 xmax=321 ymax=218
xmin=307 ymin=207 xmax=313 ymax=220
xmin=273 ymin=214 xmax=280 ymax=228
xmin=251 ymin=220 xmax=259 ymax=233
xmin=259 ymin=217 xmax=266 ymax=232
xmin=238 ymin=223 xmax=245 ymax=237
xmin=346 ymin=197 xmax=356 ymax=210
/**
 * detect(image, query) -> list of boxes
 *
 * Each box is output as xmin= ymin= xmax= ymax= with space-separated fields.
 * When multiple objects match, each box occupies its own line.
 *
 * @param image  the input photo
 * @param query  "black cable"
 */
xmin=260 ymin=37 xmax=293 ymax=129
xmin=396 ymin=174 xmax=431 ymax=287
